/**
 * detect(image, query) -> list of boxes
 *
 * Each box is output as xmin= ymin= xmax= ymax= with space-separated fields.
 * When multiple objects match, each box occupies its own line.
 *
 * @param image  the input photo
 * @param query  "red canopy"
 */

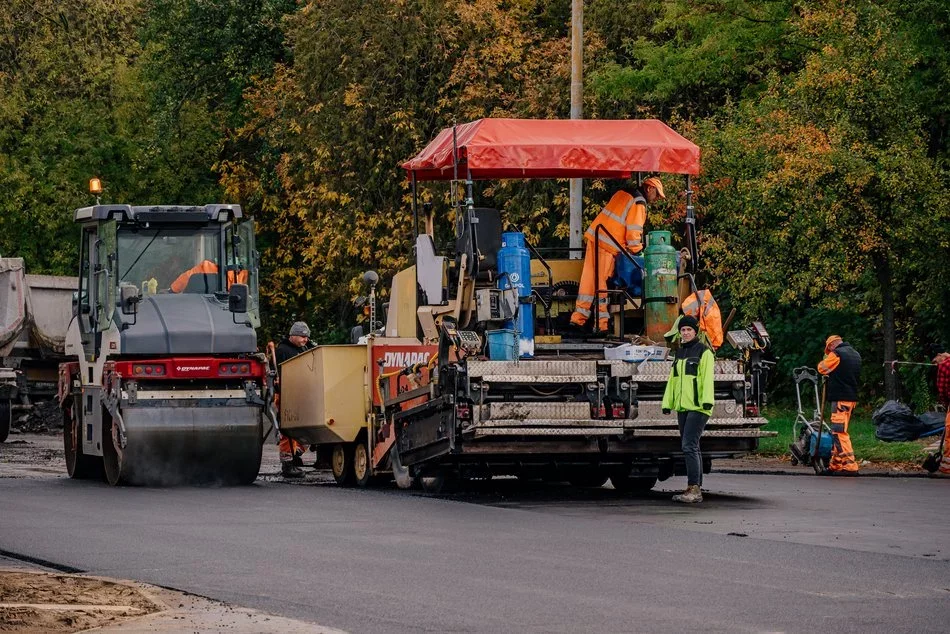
xmin=402 ymin=118 xmax=700 ymax=181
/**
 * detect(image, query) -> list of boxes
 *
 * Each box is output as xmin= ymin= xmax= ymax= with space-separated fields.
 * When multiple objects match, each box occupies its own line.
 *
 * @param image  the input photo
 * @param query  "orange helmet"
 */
xmin=643 ymin=176 xmax=665 ymax=199
xmin=825 ymin=335 xmax=842 ymax=354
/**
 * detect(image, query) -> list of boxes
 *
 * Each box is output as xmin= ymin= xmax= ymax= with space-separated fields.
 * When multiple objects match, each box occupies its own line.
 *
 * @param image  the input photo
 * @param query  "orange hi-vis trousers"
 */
xmin=571 ymin=243 xmax=617 ymax=331
xmin=278 ymin=434 xmax=304 ymax=464
xmin=940 ymin=410 xmax=950 ymax=476
xmin=571 ymin=191 xmax=645 ymax=332
xmin=273 ymin=393 xmax=303 ymax=463
xmin=828 ymin=401 xmax=859 ymax=472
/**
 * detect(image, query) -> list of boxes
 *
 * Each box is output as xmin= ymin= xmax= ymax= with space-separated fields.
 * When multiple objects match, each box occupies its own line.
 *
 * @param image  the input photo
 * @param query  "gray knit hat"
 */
xmin=289 ymin=321 xmax=310 ymax=337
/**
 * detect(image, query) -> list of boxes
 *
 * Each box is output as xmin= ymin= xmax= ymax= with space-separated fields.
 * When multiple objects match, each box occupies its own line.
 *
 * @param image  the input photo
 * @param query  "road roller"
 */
xmin=58 ymin=198 xmax=274 ymax=485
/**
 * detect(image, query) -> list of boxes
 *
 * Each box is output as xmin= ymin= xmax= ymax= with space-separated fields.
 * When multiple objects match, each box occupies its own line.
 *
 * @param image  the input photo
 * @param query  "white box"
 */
xmin=604 ymin=344 xmax=668 ymax=362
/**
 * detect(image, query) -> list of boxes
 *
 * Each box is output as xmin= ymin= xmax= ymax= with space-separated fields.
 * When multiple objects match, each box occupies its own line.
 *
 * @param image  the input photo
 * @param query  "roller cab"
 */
xmin=59 ymin=203 xmax=273 ymax=485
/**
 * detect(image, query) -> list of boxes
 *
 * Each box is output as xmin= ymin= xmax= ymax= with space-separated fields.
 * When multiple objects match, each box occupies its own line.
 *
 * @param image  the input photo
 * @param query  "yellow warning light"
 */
xmin=89 ymin=178 xmax=103 ymax=195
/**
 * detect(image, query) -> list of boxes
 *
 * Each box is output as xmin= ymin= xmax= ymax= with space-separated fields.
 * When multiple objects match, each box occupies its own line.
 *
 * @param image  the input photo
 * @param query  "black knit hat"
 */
xmin=679 ymin=315 xmax=700 ymax=332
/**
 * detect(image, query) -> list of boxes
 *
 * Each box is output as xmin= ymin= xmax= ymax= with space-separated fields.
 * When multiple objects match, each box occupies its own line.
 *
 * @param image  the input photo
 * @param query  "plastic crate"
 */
xmin=486 ymin=329 xmax=518 ymax=361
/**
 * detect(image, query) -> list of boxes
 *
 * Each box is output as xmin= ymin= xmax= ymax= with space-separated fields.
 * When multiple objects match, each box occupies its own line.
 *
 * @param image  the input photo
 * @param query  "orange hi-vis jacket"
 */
xmin=682 ymin=290 xmax=723 ymax=349
xmin=170 ymin=260 xmax=249 ymax=293
xmin=583 ymin=190 xmax=647 ymax=255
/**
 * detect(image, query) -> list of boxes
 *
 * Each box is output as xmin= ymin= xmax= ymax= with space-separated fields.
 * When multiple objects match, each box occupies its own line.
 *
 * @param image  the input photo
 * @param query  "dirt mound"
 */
xmin=0 ymin=571 xmax=162 ymax=632
xmin=12 ymin=401 xmax=62 ymax=434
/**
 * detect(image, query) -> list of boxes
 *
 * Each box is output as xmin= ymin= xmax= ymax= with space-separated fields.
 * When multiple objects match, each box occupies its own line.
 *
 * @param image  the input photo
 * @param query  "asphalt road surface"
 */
xmin=1 ymin=442 xmax=948 ymax=633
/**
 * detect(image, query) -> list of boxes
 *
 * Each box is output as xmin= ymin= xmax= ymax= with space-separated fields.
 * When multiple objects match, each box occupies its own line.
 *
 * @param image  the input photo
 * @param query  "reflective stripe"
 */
xmin=602 ymin=209 xmax=626 ymax=225
xmin=574 ymin=306 xmax=591 ymax=317
xmin=626 ymin=223 xmax=643 ymax=231
xmin=577 ymin=294 xmax=595 ymax=302
xmin=697 ymin=290 xmax=714 ymax=316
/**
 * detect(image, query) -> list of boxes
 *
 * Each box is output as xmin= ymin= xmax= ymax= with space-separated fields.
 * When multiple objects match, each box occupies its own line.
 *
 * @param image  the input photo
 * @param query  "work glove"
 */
xmin=662 ymin=408 xmax=671 ymax=415
xmin=702 ymin=403 xmax=713 ymax=410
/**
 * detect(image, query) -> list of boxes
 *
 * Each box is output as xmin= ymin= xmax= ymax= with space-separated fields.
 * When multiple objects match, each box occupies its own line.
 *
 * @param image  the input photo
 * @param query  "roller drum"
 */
xmin=104 ymin=400 xmax=263 ymax=486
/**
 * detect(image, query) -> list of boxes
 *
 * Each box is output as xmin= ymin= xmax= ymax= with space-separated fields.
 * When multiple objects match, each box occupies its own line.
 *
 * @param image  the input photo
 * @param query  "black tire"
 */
xmin=568 ymin=470 xmax=609 ymax=488
xmin=420 ymin=469 xmax=458 ymax=494
xmin=610 ymin=473 xmax=658 ymax=494
xmin=331 ymin=443 xmax=355 ymax=487
xmin=0 ymin=399 xmax=11 ymax=443
xmin=63 ymin=402 xmax=104 ymax=481
xmin=233 ymin=420 xmax=264 ymax=485
xmin=101 ymin=411 xmax=126 ymax=486
xmin=352 ymin=441 xmax=372 ymax=488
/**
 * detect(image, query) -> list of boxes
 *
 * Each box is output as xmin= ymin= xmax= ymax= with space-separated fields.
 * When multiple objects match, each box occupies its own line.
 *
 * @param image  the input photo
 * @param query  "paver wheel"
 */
xmin=568 ymin=469 xmax=609 ymax=488
xmin=610 ymin=473 xmax=658 ymax=494
xmin=352 ymin=442 xmax=372 ymax=488
xmin=331 ymin=443 xmax=355 ymax=486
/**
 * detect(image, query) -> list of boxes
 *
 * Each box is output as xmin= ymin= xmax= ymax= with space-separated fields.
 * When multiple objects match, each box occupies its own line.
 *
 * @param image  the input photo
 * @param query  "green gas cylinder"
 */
xmin=643 ymin=231 xmax=679 ymax=343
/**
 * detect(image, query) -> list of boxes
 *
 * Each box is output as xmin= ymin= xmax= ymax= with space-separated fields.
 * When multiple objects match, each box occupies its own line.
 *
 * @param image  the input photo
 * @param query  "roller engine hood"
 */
xmin=119 ymin=294 xmax=256 ymax=355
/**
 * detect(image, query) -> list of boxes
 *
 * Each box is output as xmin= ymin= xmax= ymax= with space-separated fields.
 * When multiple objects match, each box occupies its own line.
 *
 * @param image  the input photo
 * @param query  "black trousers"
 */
xmin=677 ymin=410 xmax=710 ymax=486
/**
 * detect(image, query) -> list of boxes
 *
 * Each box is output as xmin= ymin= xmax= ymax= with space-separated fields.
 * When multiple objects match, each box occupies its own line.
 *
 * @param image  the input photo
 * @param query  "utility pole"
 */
xmin=568 ymin=0 xmax=583 ymax=259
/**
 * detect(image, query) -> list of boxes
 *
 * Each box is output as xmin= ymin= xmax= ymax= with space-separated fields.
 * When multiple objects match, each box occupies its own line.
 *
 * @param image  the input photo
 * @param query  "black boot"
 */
xmin=281 ymin=462 xmax=304 ymax=478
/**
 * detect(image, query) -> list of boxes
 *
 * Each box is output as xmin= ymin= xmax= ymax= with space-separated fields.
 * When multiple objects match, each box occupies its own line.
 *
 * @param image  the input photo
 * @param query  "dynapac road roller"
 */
xmin=58 ymin=198 xmax=273 ymax=485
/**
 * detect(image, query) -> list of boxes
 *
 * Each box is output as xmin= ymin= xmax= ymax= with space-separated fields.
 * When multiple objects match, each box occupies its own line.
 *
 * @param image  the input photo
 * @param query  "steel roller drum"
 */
xmin=103 ymin=403 xmax=263 ymax=486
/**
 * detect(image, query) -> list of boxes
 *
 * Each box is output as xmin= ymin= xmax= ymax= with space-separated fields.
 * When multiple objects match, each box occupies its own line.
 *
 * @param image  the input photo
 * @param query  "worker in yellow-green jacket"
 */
xmin=662 ymin=315 xmax=716 ymax=504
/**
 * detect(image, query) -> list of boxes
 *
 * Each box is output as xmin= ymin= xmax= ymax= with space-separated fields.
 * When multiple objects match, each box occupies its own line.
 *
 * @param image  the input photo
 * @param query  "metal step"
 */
xmin=632 ymin=359 xmax=745 ymax=382
xmin=471 ymin=426 xmax=777 ymax=439
xmin=469 ymin=359 xmax=635 ymax=379
xmin=632 ymin=429 xmax=778 ymax=438
xmin=479 ymin=374 xmax=597 ymax=384
xmin=637 ymin=399 xmax=744 ymax=419
xmin=477 ymin=400 xmax=748 ymax=422
xmin=478 ymin=402 xmax=590 ymax=421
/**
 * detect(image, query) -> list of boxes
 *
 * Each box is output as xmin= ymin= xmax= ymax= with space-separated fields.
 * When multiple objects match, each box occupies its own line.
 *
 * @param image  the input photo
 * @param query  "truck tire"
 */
xmin=0 ymin=400 xmax=10 ymax=443
xmin=609 ymin=473 xmax=658 ymax=494
xmin=331 ymin=443 xmax=355 ymax=487
xmin=63 ymin=403 xmax=104 ymax=481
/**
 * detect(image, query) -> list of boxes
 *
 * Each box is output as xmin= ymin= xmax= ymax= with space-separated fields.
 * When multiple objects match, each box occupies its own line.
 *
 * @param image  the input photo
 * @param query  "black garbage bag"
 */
xmin=917 ymin=411 xmax=947 ymax=438
xmin=872 ymin=400 xmax=925 ymax=442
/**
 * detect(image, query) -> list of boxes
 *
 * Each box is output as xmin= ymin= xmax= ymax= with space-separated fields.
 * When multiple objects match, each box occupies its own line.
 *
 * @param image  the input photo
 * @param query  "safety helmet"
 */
xmin=825 ymin=335 xmax=842 ymax=353
xmin=643 ymin=176 xmax=665 ymax=199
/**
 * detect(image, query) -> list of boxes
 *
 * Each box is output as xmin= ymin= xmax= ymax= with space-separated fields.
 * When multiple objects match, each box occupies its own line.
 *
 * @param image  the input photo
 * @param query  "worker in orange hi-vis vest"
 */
xmin=571 ymin=177 xmax=665 ymax=331
xmin=817 ymin=335 xmax=862 ymax=475
xmin=682 ymin=289 xmax=724 ymax=349
xmin=170 ymin=259 xmax=249 ymax=293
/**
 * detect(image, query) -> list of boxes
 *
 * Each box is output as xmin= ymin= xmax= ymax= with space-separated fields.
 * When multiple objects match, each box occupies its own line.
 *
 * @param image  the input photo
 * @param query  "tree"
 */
xmin=696 ymin=0 xmax=948 ymax=400
xmin=0 ymin=1 xmax=144 ymax=273
xmin=220 ymin=0 xmax=583 ymax=341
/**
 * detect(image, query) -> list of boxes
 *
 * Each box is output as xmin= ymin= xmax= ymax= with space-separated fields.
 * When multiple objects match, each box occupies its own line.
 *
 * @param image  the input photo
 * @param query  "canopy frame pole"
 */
xmin=568 ymin=0 xmax=584 ymax=260
xmin=411 ymin=172 xmax=419 ymax=239
xmin=685 ymin=175 xmax=698 ymax=272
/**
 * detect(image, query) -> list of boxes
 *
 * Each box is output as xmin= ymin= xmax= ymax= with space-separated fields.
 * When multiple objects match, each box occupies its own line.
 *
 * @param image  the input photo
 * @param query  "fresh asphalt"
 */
xmin=0 ymin=471 xmax=948 ymax=633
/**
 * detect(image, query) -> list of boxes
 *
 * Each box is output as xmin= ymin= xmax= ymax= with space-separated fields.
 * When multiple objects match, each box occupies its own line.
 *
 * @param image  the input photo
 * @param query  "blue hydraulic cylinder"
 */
xmin=497 ymin=231 xmax=534 ymax=358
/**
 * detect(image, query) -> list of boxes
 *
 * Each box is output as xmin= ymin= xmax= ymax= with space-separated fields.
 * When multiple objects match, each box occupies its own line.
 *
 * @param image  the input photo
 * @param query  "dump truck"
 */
xmin=279 ymin=119 xmax=775 ymax=492
xmin=0 ymin=259 xmax=77 ymax=442
xmin=57 ymin=202 xmax=274 ymax=485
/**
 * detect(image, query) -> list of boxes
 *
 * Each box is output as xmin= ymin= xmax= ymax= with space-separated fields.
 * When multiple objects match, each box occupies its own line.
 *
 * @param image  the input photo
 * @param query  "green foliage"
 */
xmin=0 ymin=1 xmax=144 ymax=272
xmin=591 ymin=0 xmax=802 ymax=118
